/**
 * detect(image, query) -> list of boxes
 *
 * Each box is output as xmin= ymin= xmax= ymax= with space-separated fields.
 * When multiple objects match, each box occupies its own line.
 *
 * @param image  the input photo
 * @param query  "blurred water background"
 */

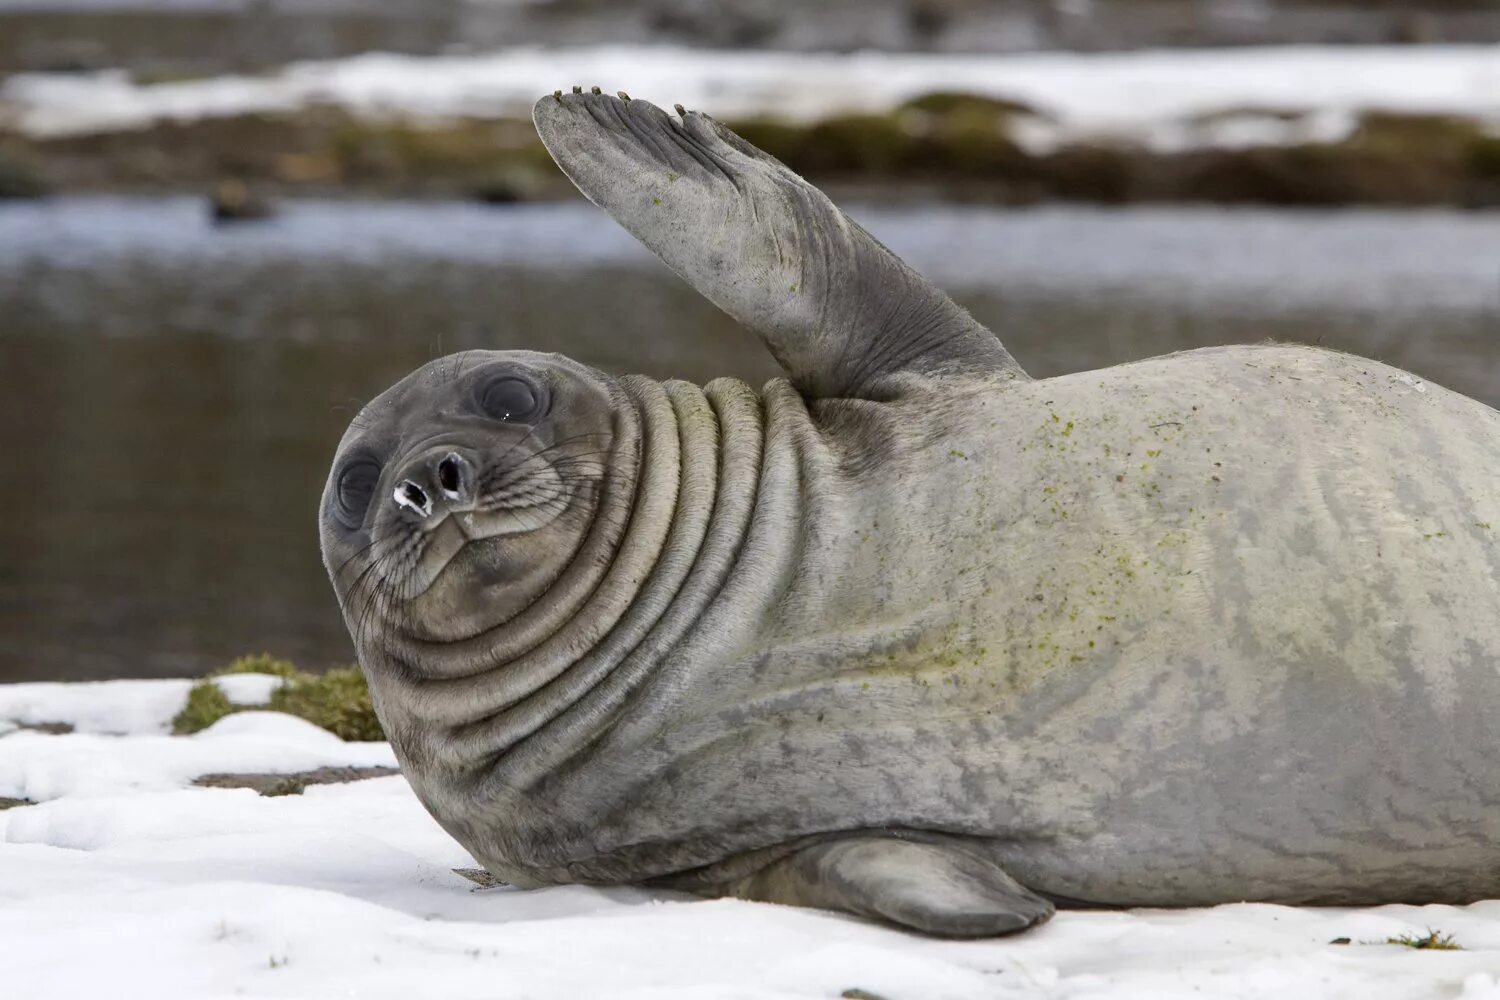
xmin=1 ymin=1 xmax=1498 ymax=680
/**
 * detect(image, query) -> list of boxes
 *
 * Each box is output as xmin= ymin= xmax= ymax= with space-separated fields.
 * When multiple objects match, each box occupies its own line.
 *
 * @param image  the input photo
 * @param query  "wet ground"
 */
xmin=2 ymin=197 xmax=1496 ymax=680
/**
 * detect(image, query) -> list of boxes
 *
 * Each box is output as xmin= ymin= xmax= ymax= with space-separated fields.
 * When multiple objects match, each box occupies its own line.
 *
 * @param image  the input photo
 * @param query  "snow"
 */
xmin=0 ymin=678 xmax=192 ymax=734
xmin=0 ymin=673 xmax=280 ymax=736
xmin=4 ymin=680 xmax=1500 ymax=998
xmin=213 ymin=672 xmax=285 ymax=706
xmin=4 ymin=44 xmax=1500 ymax=150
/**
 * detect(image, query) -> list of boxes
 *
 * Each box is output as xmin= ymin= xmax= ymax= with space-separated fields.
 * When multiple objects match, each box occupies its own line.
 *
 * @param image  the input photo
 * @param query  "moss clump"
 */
xmin=899 ymin=91 xmax=1041 ymax=119
xmin=1347 ymin=111 xmax=1489 ymax=156
xmin=730 ymin=99 xmax=1032 ymax=182
xmin=218 ymin=653 xmax=301 ymax=678
xmin=172 ymin=657 xmax=382 ymax=741
xmin=172 ymin=678 xmax=237 ymax=736
xmin=269 ymin=665 xmax=382 ymax=742
xmin=326 ymin=115 xmax=554 ymax=190
xmin=1386 ymin=929 xmax=1462 ymax=951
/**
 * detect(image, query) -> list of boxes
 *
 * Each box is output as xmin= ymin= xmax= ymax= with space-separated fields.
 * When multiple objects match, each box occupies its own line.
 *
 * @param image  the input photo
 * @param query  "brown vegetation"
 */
xmin=5 ymin=97 xmax=1499 ymax=207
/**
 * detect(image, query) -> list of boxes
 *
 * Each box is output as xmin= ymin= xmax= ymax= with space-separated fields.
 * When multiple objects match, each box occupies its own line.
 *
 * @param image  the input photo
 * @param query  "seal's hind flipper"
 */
xmin=533 ymin=91 xmax=1024 ymax=399
xmin=716 ymin=836 xmax=1054 ymax=937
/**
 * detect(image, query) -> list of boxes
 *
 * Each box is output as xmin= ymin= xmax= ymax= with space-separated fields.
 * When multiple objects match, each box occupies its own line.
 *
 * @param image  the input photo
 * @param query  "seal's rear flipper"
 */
xmin=533 ymin=90 xmax=1025 ymax=399
xmin=712 ymin=836 xmax=1054 ymax=937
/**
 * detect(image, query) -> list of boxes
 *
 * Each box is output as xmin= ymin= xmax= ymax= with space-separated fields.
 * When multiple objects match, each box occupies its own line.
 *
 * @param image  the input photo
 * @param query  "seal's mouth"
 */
xmin=401 ymin=490 xmax=574 ymax=597
xmin=375 ymin=452 xmax=577 ymax=595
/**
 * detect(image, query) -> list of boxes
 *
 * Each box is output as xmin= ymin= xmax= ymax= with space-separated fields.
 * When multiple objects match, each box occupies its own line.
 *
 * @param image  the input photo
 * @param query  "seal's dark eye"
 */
xmin=479 ymin=376 xmax=543 ymax=423
xmin=335 ymin=458 xmax=381 ymax=527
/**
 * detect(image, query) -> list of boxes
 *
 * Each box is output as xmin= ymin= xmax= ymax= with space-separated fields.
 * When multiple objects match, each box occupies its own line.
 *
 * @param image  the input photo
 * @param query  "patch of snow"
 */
xmin=4 ymin=44 xmax=1500 ymax=151
xmin=4 ymin=680 xmax=1500 ymax=998
xmin=0 ymin=678 xmax=191 ymax=734
xmin=212 ymin=672 xmax=285 ymax=706
xmin=0 ymin=711 xmax=395 ymax=802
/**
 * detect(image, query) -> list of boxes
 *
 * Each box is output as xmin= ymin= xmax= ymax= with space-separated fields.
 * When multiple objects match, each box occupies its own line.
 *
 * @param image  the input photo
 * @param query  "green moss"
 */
xmin=899 ymin=91 xmax=1041 ymax=119
xmin=766 ymin=113 xmax=915 ymax=175
xmin=729 ymin=91 xmax=1034 ymax=181
xmin=172 ymin=678 xmax=237 ymax=735
xmin=1347 ymin=112 xmax=1489 ymax=156
xmin=326 ymin=116 xmax=553 ymax=188
xmin=1385 ymin=929 xmax=1462 ymax=951
xmin=268 ymin=665 xmax=382 ymax=742
xmin=171 ymin=657 xmax=382 ymax=741
xmin=218 ymin=653 xmax=300 ymax=678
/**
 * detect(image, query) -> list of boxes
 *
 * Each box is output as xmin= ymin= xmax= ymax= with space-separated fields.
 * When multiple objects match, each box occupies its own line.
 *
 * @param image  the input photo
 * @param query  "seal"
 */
xmin=319 ymin=89 xmax=1500 ymax=937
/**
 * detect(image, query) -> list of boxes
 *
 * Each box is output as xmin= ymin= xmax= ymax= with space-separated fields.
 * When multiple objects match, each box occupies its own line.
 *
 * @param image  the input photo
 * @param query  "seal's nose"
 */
xmin=393 ymin=478 xmax=433 ymax=519
xmin=436 ymin=452 xmax=469 ymax=502
xmin=392 ymin=450 xmax=474 ymax=521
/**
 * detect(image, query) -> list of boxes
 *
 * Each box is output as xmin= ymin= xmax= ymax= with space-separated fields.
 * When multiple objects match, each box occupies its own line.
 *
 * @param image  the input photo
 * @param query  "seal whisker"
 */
xmin=329 ymin=535 xmax=382 ymax=586
xmin=477 ymin=440 xmax=614 ymax=495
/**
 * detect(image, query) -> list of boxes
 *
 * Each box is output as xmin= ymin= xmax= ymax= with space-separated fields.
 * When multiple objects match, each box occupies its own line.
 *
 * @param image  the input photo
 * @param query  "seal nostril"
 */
xmin=438 ymin=454 xmax=463 ymax=497
xmin=394 ymin=480 xmax=432 ymax=518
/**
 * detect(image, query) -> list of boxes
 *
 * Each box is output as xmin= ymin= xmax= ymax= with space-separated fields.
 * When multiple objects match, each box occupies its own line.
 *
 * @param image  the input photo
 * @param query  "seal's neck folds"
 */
xmin=370 ymin=374 xmax=768 ymax=787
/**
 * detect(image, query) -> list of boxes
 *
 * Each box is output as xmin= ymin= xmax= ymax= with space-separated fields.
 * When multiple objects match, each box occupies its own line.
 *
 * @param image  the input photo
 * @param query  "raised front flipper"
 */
xmin=533 ymin=89 xmax=1025 ymax=399
xmin=709 ymin=836 xmax=1054 ymax=937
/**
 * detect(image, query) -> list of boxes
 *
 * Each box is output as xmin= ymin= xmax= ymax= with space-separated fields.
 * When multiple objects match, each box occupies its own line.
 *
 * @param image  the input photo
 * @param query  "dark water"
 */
xmin=1 ymin=197 xmax=1497 ymax=681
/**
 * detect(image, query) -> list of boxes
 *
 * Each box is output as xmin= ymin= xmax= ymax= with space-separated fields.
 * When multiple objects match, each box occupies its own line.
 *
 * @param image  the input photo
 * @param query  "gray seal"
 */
xmin=319 ymin=90 xmax=1500 ymax=937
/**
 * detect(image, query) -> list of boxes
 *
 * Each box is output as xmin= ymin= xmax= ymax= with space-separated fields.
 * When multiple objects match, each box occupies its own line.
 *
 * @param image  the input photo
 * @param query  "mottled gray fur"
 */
xmin=318 ymin=90 xmax=1500 ymax=937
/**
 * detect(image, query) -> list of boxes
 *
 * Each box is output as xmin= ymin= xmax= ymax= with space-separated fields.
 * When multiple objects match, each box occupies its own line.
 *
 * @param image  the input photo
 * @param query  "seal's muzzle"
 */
xmin=391 ymin=449 xmax=477 ymax=523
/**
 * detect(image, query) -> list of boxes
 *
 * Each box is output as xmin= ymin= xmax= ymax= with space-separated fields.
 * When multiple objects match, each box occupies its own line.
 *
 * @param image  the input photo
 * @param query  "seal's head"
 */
xmin=319 ymin=349 xmax=622 ymax=653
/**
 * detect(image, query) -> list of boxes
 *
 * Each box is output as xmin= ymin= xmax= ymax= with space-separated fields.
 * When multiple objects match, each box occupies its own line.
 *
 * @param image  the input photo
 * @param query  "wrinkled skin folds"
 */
xmin=319 ymin=91 xmax=1500 ymax=938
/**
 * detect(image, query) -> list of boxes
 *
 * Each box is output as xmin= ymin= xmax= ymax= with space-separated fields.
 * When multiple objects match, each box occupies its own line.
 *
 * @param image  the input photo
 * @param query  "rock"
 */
xmin=209 ymin=179 xmax=274 ymax=223
xmin=471 ymin=166 xmax=544 ymax=205
xmin=192 ymin=765 xmax=399 ymax=796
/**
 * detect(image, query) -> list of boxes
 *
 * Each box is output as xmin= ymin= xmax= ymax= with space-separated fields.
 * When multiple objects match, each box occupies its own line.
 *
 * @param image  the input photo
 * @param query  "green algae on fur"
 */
xmin=172 ymin=655 xmax=383 ymax=741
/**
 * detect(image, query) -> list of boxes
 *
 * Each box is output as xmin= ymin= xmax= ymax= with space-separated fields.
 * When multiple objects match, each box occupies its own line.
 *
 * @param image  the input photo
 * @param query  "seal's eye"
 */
xmin=335 ymin=458 xmax=381 ymax=527
xmin=479 ymin=376 xmax=543 ymax=423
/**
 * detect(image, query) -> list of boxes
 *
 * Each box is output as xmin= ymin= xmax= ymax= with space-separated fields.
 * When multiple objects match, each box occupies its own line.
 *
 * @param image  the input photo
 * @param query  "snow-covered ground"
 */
xmin=4 ymin=44 xmax=1500 ymax=151
xmin=3 ymin=678 xmax=1500 ymax=998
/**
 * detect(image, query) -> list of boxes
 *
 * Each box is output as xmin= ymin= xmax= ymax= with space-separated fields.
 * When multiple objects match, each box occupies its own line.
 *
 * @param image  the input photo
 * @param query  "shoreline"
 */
xmin=4 ymin=100 xmax=1500 ymax=209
